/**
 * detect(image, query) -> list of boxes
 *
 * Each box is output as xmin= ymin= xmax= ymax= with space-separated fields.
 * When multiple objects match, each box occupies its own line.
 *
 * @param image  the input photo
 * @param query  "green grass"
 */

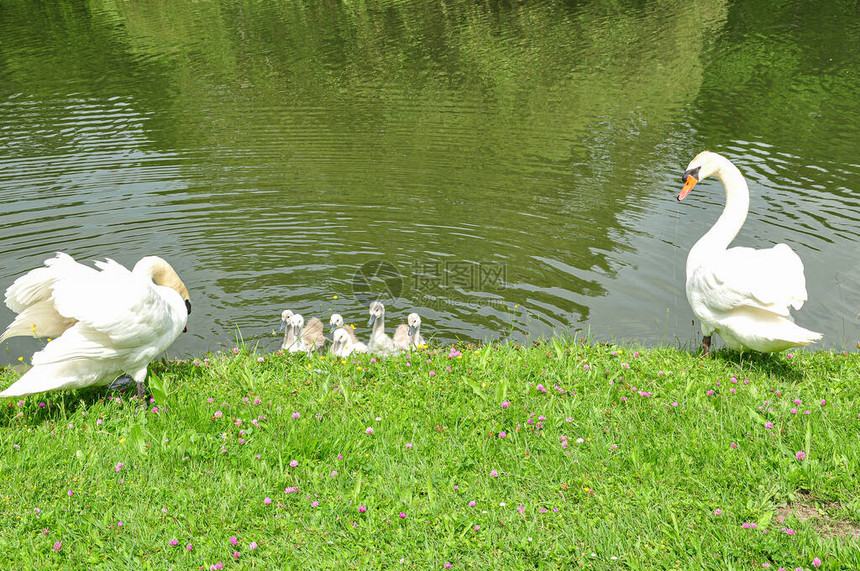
xmin=1 ymin=338 xmax=859 ymax=569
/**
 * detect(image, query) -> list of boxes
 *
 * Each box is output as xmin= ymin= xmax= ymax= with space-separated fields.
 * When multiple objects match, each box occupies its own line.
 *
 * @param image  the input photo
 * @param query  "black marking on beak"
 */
xmin=682 ymin=165 xmax=701 ymax=183
xmin=185 ymin=299 xmax=192 ymax=315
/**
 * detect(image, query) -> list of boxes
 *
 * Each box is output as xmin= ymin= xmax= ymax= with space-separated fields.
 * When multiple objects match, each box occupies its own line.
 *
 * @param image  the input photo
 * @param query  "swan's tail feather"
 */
xmin=718 ymin=308 xmax=823 ymax=352
xmin=0 ymin=368 xmax=62 ymax=398
xmin=768 ymin=318 xmax=823 ymax=347
xmin=0 ymin=361 xmax=111 ymax=398
xmin=754 ymin=322 xmax=823 ymax=351
xmin=784 ymin=326 xmax=823 ymax=347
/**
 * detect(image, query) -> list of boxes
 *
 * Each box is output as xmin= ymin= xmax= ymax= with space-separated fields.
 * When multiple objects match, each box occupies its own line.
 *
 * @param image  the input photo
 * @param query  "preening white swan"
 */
xmin=0 ymin=253 xmax=191 ymax=398
xmin=367 ymin=301 xmax=396 ymax=357
xmin=393 ymin=313 xmax=425 ymax=350
xmin=329 ymin=314 xmax=367 ymax=353
xmin=677 ymin=151 xmax=822 ymax=355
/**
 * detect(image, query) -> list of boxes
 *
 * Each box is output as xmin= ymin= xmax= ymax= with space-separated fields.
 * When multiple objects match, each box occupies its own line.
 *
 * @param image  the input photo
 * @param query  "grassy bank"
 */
xmin=1 ymin=339 xmax=859 ymax=569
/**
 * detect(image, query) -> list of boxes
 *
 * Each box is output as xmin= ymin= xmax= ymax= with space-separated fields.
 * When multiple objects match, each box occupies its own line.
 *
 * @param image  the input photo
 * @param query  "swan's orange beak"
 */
xmin=677 ymin=175 xmax=698 ymax=201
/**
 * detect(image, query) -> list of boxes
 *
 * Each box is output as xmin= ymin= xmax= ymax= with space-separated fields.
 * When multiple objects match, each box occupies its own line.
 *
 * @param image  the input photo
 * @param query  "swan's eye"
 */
xmin=185 ymin=300 xmax=192 ymax=315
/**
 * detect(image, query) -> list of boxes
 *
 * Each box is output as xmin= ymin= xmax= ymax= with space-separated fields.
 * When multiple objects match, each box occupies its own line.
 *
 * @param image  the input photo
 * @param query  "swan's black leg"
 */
xmin=702 ymin=336 xmax=711 ymax=358
xmin=136 ymin=380 xmax=146 ymax=402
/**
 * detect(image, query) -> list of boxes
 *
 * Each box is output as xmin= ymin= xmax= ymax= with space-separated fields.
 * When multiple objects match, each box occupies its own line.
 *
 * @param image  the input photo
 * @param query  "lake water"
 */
xmin=1 ymin=0 xmax=859 ymax=362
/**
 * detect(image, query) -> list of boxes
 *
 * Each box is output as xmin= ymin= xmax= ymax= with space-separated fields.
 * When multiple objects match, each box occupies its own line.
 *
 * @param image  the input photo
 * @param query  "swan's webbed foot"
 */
xmin=702 ymin=335 xmax=711 ymax=358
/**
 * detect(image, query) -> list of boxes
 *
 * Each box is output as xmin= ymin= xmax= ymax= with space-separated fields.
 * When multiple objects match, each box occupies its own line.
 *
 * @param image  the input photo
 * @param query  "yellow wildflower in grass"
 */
xmin=119 ymin=438 xmax=125 ymax=444
xmin=333 ymin=295 xmax=338 ymax=300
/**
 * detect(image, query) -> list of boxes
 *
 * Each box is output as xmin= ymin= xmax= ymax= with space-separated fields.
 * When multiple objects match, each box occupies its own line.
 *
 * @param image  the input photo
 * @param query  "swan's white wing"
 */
xmin=301 ymin=317 xmax=325 ymax=350
xmin=5 ymin=318 xmax=164 ymax=396
xmin=50 ymin=259 xmax=184 ymax=349
xmin=692 ymin=244 xmax=808 ymax=316
xmin=5 ymin=253 xmax=80 ymax=312
xmin=30 ymin=324 xmax=122 ymax=366
xmin=392 ymin=324 xmax=409 ymax=350
xmin=1 ymin=253 xmax=97 ymax=341
xmin=0 ymin=324 xmax=124 ymax=396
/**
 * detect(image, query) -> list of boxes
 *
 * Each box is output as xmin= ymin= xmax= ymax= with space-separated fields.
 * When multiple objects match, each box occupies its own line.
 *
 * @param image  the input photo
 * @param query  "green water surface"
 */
xmin=1 ymin=0 xmax=858 ymax=358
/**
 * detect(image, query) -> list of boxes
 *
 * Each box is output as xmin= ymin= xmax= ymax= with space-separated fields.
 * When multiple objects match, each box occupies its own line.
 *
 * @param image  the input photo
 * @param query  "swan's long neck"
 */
xmin=687 ymin=157 xmax=750 ymax=272
xmin=410 ymin=325 xmax=421 ymax=345
xmin=372 ymin=315 xmax=385 ymax=338
xmin=283 ymin=324 xmax=296 ymax=348
xmin=134 ymin=256 xmax=190 ymax=301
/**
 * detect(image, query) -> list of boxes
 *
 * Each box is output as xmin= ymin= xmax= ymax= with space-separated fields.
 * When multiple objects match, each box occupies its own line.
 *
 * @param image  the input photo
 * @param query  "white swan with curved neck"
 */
xmin=678 ymin=151 xmax=822 ymax=355
xmin=0 ymin=253 xmax=191 ymax=398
